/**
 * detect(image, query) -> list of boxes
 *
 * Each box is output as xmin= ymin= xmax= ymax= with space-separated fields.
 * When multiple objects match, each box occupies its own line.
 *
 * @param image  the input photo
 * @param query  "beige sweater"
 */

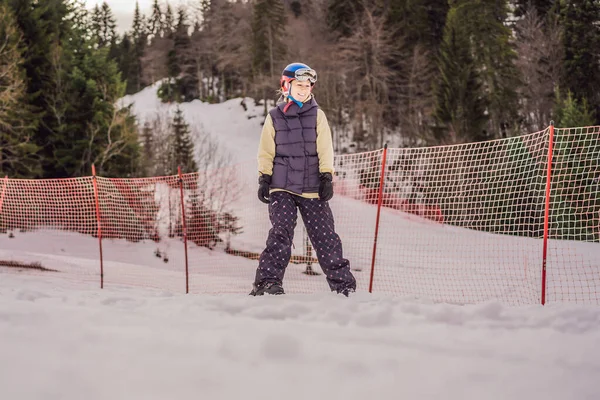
xmin=257 ymin=99 xmax=335 ymax=199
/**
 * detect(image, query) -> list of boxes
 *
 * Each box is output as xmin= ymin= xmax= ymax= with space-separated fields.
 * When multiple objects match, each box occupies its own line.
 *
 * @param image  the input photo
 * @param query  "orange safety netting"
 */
xmin=0 ymin=126 xmax=598 ymax=304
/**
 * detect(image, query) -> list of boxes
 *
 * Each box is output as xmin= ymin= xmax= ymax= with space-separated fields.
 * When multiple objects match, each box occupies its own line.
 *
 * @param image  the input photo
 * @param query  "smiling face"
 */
xmin=290 ymin=79 xmax=312 ymax=101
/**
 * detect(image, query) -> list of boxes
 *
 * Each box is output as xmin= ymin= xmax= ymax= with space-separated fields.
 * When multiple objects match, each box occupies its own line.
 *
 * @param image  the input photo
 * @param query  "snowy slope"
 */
xmin=1 ymin=272 xmax=600 ymax=400
xmin=120 ymin=82 xmax=268 ymax=164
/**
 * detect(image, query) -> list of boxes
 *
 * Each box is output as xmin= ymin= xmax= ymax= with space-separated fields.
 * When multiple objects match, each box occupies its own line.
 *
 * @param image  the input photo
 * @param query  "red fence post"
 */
xmin=0 ymin=176 xmax=7 ymax=216
xmin=541 ymin=122 xmax=555 ymax=305
xmin=369 ymin=144 xmax=388 ymax=293
xmin=178 ymin=166 xmax=190 ymax=294
xmin=91 ymin=165 xmax=104 ymax=289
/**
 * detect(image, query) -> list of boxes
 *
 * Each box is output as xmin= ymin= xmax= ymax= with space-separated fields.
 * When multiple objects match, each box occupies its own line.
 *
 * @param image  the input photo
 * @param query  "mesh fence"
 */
xmin=0 ymin=126 xmax=598 ymax=304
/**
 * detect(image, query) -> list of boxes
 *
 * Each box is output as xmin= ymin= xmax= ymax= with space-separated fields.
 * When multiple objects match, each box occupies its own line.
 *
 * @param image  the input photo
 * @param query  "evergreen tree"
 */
xmin=384 ymin=0 xmax=449 ymax=143
xmin=433 ymin=26 xmax=488 ymax=144
xmin=117 ymin=33 xmax=134 ymax=90
xmin=90 ymin=4 xmax=102 ymax=43
xmin=167 ymin=6 xmax=189 ymax=79
xmin=170 ymin=6 xmax=198 ymax=101
xmin=554 ymin=89 xmax=595 ymax=128
xmin=326 ymin=0 xmax=363 ymax=38
xmin=98 ymin=1 xmax=117 ymax=48
xmin=556 ymin=0 xmax=600 ymax=123
xmin=7 ymin=0 xmax=140 ymax=178
xmin=148 ymin=0 xmax=163 ymax=39
xmin=439 ymin=0 xmax=520 ymax=139
xmin=0 ymin=2 xmax=40 ymax=177
xmin=169 ymin=106 xmax=197 ymax=174
xmin=385 ymin=0 xmax=448 ymax=50
xmin=551 ymin=89 xmax=600 ymax=242
xmin=6 ymin=0 xmax=72 ymax=177
xmin=132 ymin=2 xmax=146 ymax=43
xmin=128 ymin=1 xmax=147 ymax=93
xmin=163 ymin=3 xmax=175 ymax=38
xmin=251 ymin=0 xmax=287 ymax=79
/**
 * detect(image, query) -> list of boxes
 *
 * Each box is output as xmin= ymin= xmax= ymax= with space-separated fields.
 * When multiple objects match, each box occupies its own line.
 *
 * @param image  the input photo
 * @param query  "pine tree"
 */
xmin=117 ymin=33 xmax=133 ymax=89
xmin=6 ymin=0 xmax=72 ymax=177
xmin=551 ymin=89 xmax=600 ymax=242
xmin=251 ymin=0 xmax=287 ymax=79
xmin=433 ymin=26 xmax=488 ymax=144
xmin=169 ymin=106 xmax=197 ymax=174
xmin=167 ymin=6 xmax=189 ymax=79
xmin=90 ymin=4 xmax=102 ymax=44
xmin=556 ymin=0 xmax=600 ymax=123
xmin=128 ymin=1 xmax=147 ymax=93
xmin=170 ymin=6 xmax=198 ymax=100
xmin=7 ymin=0 xmax=141 ymax=178
xmin=132 ymin=1 xmax=146 ymax=43
xmin=99 ymin=2 xmax=117 ymax=48
xmin=554 ymin=89 xmax=595 ymax=128
xmin=148 ymin=0 xmax=163 ymax=39
xmin=326 ymin=0 xmax=363 ymax=38
xmin=385 ymin=0 xmax=448 ymax=50
xmin=439 ymin=0 xmax=520 ymax=139
xmin=0 ymin=2 xmax=40 ymax=177
xmin=384 ymin=0 xmax=449 ymax=143
xmin=163 ymin=3 xmax=175 ymax=38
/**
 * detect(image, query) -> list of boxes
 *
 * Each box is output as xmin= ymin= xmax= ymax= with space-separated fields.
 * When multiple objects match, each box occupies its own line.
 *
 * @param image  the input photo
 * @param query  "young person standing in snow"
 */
xmin=250 ymin=62 xmax=357 ymax=297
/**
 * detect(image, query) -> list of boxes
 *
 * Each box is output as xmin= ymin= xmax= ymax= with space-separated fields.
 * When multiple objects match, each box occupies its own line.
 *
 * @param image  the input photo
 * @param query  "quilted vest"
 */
xmin=268 ymin=98 xmax=320 ymax=194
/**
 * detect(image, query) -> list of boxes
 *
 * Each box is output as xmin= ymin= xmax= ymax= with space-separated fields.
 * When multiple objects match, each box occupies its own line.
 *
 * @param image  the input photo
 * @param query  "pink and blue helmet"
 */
xmin=280 ymin=62 xmax=317 ymax=96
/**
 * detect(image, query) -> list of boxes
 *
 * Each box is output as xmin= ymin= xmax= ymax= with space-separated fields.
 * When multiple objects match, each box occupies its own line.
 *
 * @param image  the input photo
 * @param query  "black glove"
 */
xmin=258 ymin=174 xmax=271 ymax=204
xmin=319 ymin=172 xmax=333 ymax=201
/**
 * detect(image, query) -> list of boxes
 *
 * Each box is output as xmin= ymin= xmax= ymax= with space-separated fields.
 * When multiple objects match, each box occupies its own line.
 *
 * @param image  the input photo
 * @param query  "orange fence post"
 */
xmin=541 ymin=122 xmax=555 ymax=305
xmin=178 ymin=166 xmax=190 ymax=294
xmin=91 ymin=165 xmax=104 ymax=289
xmin=0 ymin=176 xmax=7 ymax=217
xmin=369 ymin=144 xmax=388 ymax=293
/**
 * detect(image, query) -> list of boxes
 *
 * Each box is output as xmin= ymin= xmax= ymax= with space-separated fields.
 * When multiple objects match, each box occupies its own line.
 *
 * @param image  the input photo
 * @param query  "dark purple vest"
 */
xmin=269 ymin=98 xmax=320 ymax=195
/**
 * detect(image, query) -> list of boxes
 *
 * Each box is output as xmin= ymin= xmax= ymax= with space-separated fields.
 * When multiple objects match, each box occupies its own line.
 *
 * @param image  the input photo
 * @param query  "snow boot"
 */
xmin=337 ymin=287 xmax=355 ymax=297
xmin=249 ymin=282 xmax=285 ymax=296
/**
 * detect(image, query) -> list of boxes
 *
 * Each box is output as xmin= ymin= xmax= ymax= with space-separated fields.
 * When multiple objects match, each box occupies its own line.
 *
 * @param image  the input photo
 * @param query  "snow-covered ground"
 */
xmin=1 ymin=272 xmax=600 ymax=400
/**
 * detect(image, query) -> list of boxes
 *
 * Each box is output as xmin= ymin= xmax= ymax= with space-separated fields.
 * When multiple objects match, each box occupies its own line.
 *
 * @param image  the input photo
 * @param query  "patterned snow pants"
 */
xmin=254 ymin=191 xmax=356 ymax=293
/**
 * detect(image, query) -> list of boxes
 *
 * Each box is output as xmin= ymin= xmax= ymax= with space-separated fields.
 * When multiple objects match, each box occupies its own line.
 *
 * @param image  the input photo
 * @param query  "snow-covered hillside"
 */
xmin=120 ymin=81 xmax=271 ymax=164
xmin=1 ymin=272 xmax=600 ymax=400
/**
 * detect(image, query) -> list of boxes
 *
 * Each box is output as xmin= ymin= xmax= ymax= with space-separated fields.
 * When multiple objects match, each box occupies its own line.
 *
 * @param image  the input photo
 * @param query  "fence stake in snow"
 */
xmin=541 ymin=122 xmax=555 ymax=305
xmin=0 ymin=176 xmax=7 ymax=218
xmin=91 ymin=165 xmax=104 ymax=289
xmin=178 ymin=166 xmax=190 ymax=294
xmin=369 ymin=144 xmax=388 ymax=293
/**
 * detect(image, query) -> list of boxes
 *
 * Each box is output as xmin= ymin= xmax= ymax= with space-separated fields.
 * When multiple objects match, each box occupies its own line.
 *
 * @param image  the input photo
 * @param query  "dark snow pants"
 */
xmin=254 ymin=191 xmax=356 ymax=293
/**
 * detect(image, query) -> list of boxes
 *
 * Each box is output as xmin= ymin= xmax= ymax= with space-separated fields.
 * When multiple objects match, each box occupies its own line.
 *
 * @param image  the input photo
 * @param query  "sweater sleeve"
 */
xmin=257 ymin=114 xmax=276 ymax=176
xmin=316 ymin=109 xmax=335 ymax=174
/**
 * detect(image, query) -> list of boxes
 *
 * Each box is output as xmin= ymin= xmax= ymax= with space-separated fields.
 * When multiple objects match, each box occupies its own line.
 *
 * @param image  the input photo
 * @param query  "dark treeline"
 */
xmin=1 ymin=0 xmax=599 ymax=179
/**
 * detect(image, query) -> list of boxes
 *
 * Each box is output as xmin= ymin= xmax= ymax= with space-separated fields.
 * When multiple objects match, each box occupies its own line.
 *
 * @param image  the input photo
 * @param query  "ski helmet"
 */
xmin=280 ymin=62 xmax=317 ymax=96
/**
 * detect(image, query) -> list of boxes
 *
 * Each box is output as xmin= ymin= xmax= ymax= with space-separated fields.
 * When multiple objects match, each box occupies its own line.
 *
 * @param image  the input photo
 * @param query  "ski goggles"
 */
xmin=284 ymin=68 xmax=317 ymax=83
